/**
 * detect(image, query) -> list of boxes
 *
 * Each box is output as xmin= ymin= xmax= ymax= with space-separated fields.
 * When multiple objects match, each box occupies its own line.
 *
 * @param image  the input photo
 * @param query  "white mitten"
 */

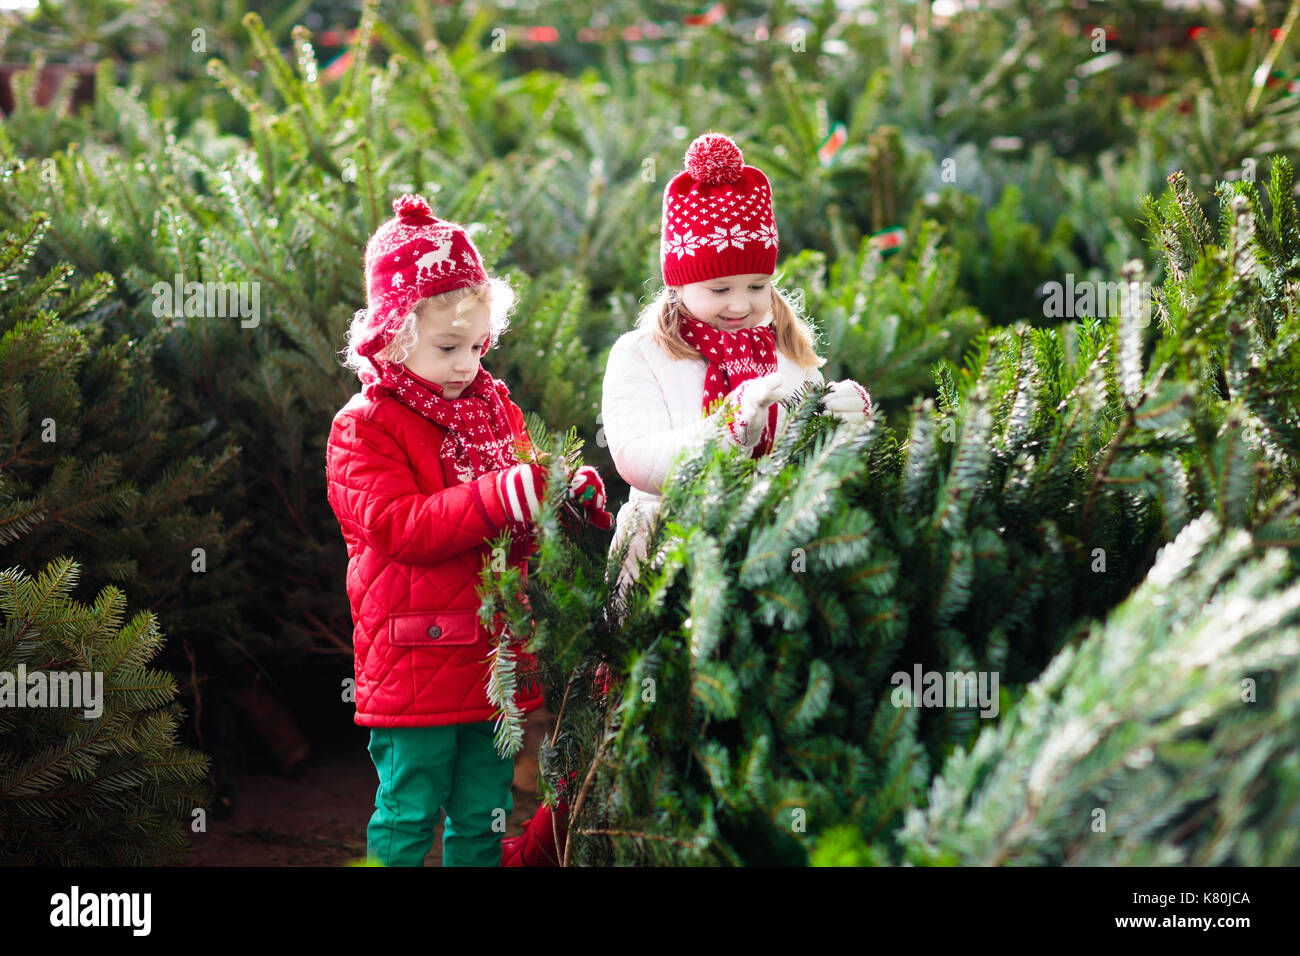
xmin=718 ymin=371 xmax=792 ymax=449
xmin=820 ymin=379 xmax=872 ymax=425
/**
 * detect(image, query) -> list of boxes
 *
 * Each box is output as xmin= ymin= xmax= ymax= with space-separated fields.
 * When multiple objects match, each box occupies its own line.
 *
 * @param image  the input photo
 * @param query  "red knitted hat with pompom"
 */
xmin=660 ymin=133 xmax=778 ymax=286
xmin=356 ymin=194 xmax=489 ymax=359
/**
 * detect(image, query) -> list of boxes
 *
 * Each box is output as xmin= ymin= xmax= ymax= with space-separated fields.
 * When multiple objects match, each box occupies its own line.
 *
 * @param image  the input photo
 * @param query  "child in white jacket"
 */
xmin=601 ymin=132 xmax=873 ymax=593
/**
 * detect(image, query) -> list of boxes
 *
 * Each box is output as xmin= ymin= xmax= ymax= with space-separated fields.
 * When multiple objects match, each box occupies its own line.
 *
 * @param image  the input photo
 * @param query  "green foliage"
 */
xmin=810 ymin=824 xmax=893 ymax=867
xmin=571 ymin=390 xmax=925 ymax=865
xmin=898 ymin=511 xmax=1300 ymax=865
xmin=2 ymin=9 xmax=614 ymax=672
xmin=923 ymin=180 xmax=1079 ymax=327
xmin=478 ymin=418 xmax=594 ymax=758
xmin=784 ymin=218 xmax=986 ymax=411
xmin=496 ymin=154 xmax=1300 ymax=865
xmin=0 ymin=557 xmax=211 ymax=865
xmin=5 ymin=0 xmax=1300 ymax=866
xmin=0 ymin=209 xmax=246 ymax=669
xmin=1131 ymin=0 xmax=1300 ymax=200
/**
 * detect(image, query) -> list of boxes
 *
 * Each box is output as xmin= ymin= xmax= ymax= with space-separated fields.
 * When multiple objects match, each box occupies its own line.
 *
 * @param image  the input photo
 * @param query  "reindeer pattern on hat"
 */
xmin=358 ymin=195 xmax=492 ymax=359
xmin=412 ymin=232 xmax=456 ymax=280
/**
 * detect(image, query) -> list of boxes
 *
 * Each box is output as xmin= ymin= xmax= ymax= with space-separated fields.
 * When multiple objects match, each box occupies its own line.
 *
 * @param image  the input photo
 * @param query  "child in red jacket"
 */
xmin=327 ymin=195 xmax=610 ymax=866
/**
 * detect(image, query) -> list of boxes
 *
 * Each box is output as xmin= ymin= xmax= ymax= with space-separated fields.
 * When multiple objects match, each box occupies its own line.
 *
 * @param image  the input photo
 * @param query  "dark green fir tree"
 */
xmin=476 ymin=155 xmax=1300 ymax=866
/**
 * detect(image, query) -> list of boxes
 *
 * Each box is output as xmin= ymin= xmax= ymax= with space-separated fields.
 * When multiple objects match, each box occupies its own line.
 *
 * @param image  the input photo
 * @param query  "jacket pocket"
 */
xmin=387 ymin=609 xmax=483 ymax=647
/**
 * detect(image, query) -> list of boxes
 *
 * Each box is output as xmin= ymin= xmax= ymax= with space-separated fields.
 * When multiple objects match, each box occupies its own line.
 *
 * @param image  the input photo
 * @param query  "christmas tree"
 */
xmin=0 ymin=556 xmax=211 ymax=865
xmin=894 ymin=509 xmax=1300 ymax=866
xmin=481 ymin=154 xmax=1300 ymax=865
xmin=4 ymin=0 xmax=1299 ymax=865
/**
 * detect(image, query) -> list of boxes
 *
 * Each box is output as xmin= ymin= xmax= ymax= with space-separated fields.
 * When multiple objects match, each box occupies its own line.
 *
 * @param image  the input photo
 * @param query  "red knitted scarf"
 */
xmin=366 ymin=360 xmax=521 ymax=486
xmin=678 ymin=313 xmax=779 ymax=457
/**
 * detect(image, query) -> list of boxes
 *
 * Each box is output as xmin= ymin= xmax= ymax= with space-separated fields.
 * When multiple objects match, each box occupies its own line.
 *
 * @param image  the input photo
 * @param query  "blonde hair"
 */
xmin=637 ymin=275 xmax=825 ymax=369
xmin=340 ymin=276 xmax=518 ymax=382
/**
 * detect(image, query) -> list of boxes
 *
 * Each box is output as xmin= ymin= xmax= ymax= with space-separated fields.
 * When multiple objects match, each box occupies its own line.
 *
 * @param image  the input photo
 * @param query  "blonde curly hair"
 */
xmin=339 ymin=276 xmax=518 ymax=383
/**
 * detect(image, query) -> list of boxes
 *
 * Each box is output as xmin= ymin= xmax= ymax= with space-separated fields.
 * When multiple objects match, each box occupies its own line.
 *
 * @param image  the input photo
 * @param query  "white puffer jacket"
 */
xmin=600 ymin=314 xmax=825 ymax=589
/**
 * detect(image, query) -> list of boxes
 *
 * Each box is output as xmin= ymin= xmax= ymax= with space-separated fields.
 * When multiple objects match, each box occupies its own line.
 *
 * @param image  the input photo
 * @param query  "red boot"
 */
xmin=593 ymin=661 xmax=612 ymax=698
xmin=501 ymin=800 xmax=569 ymax=866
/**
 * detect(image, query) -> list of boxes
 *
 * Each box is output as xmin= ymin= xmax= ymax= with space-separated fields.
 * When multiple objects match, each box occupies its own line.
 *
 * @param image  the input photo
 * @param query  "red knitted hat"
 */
xmin=660 ymin=133 xmax=779 ymax=286
xmin=356 ymin=194 xmax=489 ymax=358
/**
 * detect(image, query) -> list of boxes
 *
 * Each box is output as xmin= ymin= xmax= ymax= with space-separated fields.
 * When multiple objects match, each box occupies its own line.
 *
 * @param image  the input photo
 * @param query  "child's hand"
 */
xmin=496 ymin=463 xmax=548 ymax=525
xmin=567 ymin=465 xmax=612 ymax=530
xmin=820 ymin=379 xmax=872 ymax=425
xmin=719 ymin=372 xmax=791 ymax=449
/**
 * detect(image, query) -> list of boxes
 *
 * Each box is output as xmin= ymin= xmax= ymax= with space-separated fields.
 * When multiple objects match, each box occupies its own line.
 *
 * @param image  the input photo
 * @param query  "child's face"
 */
xmin=678 ymin=274 xmax=774 ymax=332
xmin=403 ymin=295 xmax=492 ymax=399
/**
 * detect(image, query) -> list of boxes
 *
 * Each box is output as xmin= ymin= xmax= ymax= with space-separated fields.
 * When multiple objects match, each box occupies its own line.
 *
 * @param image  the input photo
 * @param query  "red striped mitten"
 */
xmin=495 ymin=463 xmax=548 ymax=525
xmin=820 ymin=379 xmax=872 ymax=425
xmin=568 ymin=465 xmax=612 ymax=530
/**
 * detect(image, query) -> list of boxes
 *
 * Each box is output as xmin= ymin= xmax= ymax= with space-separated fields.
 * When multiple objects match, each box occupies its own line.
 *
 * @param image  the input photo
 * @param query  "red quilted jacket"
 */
xmin=325 ymin=382 xmax=545 ymax=728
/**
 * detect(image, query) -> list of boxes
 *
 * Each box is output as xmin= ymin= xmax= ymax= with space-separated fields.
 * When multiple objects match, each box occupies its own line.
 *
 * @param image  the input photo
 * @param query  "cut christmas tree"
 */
xmin=479 ymin=155 xmax=1300 ymax=865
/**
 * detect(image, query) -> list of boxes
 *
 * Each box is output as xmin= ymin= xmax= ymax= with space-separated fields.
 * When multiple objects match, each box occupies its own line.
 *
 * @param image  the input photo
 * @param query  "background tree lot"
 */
xmin=0 ymin=0 xmax=1298 ymax=863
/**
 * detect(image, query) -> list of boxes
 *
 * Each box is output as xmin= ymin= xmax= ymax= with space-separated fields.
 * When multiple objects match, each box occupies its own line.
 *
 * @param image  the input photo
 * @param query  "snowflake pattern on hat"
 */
xmin=660 ymin=134 xmax=779 ymax=285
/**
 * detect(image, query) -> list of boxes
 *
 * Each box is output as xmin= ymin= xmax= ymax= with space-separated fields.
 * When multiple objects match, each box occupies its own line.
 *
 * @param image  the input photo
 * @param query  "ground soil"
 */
xmin=166 ymin=708 xmax=551 ymax=867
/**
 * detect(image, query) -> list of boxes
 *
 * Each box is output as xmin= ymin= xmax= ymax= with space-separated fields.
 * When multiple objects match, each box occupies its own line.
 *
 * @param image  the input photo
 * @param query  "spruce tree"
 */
xmin=0 ymin=202 xmax=246 ymax=821
xmin=0 ymin=557 xmax=211 ymax=865
xmin=781 ymin=220 xmax=986 ymax=411
xmin=482 ymin=155 xmax=1300 ymax=865
xmin=894 ymin=509 xmax=1300 ymax=866
xmin=0 ymin=207 xmax=247 ymax=637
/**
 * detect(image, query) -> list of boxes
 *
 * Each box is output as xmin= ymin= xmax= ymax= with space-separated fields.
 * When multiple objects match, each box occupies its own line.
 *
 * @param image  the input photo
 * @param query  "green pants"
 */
xmin=366 ymin=722 xmax=514 ymax=867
